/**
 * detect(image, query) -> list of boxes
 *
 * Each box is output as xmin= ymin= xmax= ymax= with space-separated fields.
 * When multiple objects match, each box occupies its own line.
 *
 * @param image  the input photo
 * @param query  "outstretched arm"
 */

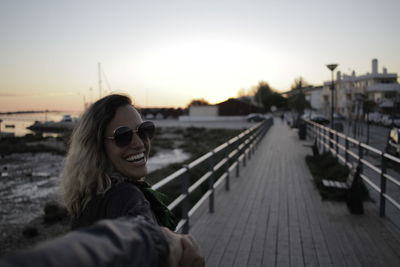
xmin=0 ymin=216 xmax=168 ymax=267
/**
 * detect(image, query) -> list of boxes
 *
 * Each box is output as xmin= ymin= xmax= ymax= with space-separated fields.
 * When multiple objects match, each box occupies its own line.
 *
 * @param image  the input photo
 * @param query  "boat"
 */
xmin=27 ymin=115 xmax=77 ymax=133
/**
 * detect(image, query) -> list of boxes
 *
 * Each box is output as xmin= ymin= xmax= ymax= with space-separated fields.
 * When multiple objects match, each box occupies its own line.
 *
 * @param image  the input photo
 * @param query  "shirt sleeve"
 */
xmin=105 ymin=183 xmax=157 ymax=224
xmin=0 ymin=216 xmax=170 ymax=267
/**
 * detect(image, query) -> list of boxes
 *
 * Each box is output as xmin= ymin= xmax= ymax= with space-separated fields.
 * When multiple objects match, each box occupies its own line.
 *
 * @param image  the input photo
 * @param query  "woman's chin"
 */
xmin=125 ymin=167 xmax=148 ymax=181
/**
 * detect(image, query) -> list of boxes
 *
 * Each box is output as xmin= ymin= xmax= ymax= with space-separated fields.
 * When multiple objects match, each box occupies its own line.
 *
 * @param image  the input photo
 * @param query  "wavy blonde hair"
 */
xmin=61 ymin=94 xmax=132 ymax=217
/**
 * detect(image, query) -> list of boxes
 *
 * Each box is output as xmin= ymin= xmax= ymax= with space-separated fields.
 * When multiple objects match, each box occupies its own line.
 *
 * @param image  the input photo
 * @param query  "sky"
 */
xmin=0 ymin=0 xmax=399 ymax=111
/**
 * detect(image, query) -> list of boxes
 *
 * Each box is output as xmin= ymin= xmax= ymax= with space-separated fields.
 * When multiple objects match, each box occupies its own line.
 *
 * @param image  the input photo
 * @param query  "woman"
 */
xmin=61 ymin=94 xmax=177 ymax=230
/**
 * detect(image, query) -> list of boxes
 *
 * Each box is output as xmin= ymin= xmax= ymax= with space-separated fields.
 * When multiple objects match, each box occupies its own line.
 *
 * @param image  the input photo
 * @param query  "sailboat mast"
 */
xmin=98 ymin=62 xmax=102 ymax=98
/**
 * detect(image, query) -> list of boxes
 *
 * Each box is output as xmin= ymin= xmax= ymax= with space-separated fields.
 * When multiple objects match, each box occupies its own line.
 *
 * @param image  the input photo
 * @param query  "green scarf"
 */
xmin=134 ymin=181 xmax=178 ymax=231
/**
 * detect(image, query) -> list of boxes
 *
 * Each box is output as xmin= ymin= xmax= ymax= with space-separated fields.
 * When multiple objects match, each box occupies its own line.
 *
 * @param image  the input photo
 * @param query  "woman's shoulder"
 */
xmin=104 ymin=182 xmax=147 ymax=203
xmin=108 ymin=181 xmax=142 ymax=193
xmin=104 ymin=182 xmax=155 ymax=221
xmin=105 ymin=182 xmax=149 ymax=207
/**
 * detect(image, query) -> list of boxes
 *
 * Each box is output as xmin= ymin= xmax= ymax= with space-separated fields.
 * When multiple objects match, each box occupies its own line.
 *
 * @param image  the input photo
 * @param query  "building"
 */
xmin=322 ymin=59 xmax=400 ymax=118
xmin=304 ymin=86 xmax=323 ymax=111
xmin=187 ymin=98 xmax=265 ymax=119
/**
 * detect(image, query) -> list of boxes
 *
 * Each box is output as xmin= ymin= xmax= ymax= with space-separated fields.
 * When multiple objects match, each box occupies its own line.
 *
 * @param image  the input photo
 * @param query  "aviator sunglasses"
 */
xmin=105 ymin=121 xmax=155 ymax=147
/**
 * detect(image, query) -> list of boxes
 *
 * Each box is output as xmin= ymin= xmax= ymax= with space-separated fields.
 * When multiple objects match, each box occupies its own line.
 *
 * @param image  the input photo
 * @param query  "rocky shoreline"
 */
xmin=0 ymin=126 xmax=242 ymax=256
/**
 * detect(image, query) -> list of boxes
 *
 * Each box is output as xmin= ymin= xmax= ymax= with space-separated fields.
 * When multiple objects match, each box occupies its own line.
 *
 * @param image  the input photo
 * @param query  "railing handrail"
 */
xmin=152 ymin=118 xmax=274 ymax=233
xmin=305 ymin=119 xmax=400 ymax=218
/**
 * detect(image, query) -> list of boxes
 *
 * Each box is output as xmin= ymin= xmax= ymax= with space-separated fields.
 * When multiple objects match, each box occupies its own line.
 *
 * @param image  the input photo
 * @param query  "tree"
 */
xmin=287 ymin=77 xmax=311 ymax=115
xmin=186 ymin=98 xmax=210 ymax=108
xmin=253 ymin=81 xmax=287 ymax=111
xmin=290 ymin=76 xmax=309 ymax=91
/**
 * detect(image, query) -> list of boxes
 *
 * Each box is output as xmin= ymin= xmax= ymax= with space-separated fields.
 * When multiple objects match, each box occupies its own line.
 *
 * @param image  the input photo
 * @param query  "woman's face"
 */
xmin=104 ymin=105 xmax=151 ymax=180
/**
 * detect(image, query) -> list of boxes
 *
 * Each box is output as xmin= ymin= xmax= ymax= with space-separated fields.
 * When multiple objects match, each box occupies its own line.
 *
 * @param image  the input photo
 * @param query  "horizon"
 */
xmin=1 ymin=0 xmax=399 ymax=112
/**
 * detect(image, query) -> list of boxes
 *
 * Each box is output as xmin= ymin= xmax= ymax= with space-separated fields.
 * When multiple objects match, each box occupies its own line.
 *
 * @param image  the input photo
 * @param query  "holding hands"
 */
xmin=161 ymin=227 xmax=205 ymax=267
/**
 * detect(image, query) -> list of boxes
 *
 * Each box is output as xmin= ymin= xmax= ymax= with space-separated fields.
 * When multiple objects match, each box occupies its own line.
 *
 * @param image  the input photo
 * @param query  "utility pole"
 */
xmin=326 ymin=64 xmax=338 ymax=129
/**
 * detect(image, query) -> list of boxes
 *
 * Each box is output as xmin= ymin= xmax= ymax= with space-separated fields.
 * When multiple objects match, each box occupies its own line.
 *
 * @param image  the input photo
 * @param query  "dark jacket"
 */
xmin=71 ymin=182 xmax=157 ymax=229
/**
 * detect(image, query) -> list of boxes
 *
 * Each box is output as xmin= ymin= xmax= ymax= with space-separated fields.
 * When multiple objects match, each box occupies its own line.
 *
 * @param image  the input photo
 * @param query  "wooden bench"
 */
xmin=321 ymin=163 xmax=357 ymax=190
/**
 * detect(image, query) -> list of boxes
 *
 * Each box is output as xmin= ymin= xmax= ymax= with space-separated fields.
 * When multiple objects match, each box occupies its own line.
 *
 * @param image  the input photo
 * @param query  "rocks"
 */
xmin=43 ymin=201 xmax=68 ymax=224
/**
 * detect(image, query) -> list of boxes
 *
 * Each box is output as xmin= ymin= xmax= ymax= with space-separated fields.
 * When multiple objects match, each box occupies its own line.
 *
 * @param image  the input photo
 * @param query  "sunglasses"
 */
xmin=105 ymin=121 xmax=155 ymax=147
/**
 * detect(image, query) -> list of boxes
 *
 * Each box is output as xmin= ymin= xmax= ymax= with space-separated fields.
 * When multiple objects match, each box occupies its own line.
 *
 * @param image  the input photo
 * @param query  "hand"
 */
xmin=179 ymin=235 xmax=204 ymax=267
xmin=160 ymin=228 xmax=204 ymax=267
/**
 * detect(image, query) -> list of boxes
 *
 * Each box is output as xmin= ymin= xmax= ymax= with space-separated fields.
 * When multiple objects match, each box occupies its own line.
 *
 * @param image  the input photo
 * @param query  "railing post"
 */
xmin=380 ymin=153 xmax=387 ymax=217
xmin=243 ymin=147 xmax=247 ymax=167
xmin=236 ymin=149 xmax=240 ymax=177
xmin=208 ymin=154 xmax=215 ymax=214
xmin=317 ymin=125 xmax=321 ymax=151
xmin=225 ymin=158 xmax=230 ymax=192
xmin=181 ymin=165 xmax=190 ymax=234
xmin=335 ymin=131 xmax=339 ymax=158
xmin=358 ymin=141 xmax=364 ymax=174
xmin=248 ymin=144 xmax=252 ymax=160
xmin=345 ymin=137 xmax=349 ymax=165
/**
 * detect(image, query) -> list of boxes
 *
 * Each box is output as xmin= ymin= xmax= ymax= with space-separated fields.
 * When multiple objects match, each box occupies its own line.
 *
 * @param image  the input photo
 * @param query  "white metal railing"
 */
xmin=305 ymin=119 xmax=400 ymax=218
xmin=152 ymin=118 xmax=274 ymax=233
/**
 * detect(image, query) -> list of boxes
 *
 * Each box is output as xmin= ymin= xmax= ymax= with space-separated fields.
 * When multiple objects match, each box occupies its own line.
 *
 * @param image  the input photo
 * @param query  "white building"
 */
xmin=304 ymin=86 xmax=323 ymax=111
xmin=321 ymin=59 xmax=400 ymax=118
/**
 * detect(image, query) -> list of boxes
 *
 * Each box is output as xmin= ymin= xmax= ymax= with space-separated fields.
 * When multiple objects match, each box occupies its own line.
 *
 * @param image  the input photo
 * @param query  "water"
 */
xmin=147 ymin=148 xmax=190 ymax=172
xmin=0 ymin=111 xmax=81 ymax=137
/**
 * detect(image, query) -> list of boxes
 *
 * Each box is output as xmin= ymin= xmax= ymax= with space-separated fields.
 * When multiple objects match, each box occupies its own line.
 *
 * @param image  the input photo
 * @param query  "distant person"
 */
xmin=0 ymin=216 xmax=204 ymax=267
xmin=60 ymin=94 xmax=203 ymax=264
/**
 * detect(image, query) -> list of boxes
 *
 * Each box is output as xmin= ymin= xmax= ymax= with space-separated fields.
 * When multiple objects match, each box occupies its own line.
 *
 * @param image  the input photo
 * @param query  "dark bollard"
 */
xmin=334 ymin=122 xmax=344 ymax=133
xmin=298 ymin=122 xmax=307 ymax=140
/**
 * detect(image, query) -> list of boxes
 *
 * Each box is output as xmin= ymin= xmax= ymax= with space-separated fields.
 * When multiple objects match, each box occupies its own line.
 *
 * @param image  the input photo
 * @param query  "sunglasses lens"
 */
xmin=138 ymin=121 xmax=155 ymax=140
xmin=114 ymin=127 xmax=133 ymax=147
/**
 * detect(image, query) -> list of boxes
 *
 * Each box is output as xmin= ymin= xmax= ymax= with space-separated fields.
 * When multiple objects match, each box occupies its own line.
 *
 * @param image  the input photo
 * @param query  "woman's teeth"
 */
xmin=126 ymin=153 xmax=145 ymax=162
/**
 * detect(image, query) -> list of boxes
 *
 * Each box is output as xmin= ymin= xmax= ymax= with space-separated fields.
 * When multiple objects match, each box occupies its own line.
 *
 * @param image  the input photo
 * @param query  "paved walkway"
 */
xmin=190 ymin=119 xmax=400 ymax=267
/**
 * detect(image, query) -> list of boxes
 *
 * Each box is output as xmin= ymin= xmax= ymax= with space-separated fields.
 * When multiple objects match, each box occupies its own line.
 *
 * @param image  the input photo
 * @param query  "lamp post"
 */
xmin=326 ymin=64 xmax=338 ymax=129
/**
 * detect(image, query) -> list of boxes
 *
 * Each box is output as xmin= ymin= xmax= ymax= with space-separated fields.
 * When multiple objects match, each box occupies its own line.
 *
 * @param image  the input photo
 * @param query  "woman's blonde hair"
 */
xmin=61 ymin=94 xmax=132 ymax=217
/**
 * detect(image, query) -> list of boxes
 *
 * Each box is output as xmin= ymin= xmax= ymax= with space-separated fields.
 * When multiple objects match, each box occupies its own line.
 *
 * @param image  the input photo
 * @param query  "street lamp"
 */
xmin=326 ymin=64 xmax=338 ymax=129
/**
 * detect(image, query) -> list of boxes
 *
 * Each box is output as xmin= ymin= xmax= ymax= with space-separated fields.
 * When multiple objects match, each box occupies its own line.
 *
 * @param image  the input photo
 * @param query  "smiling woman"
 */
xmin=60 ymin=94 xmax=182 ymax=232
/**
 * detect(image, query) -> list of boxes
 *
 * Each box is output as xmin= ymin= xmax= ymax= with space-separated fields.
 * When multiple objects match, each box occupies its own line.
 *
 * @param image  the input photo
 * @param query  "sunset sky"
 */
xmin=0 ymin=0 xmax=399 ymax=112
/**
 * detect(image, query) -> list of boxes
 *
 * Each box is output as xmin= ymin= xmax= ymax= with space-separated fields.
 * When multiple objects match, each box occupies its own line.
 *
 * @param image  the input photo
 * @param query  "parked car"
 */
xmin=310 ymin=114 xmax=329 ymax=125
xmin=386 ymin=127 xmax=400 ymax=157
xmin=366 ymin=112 xmax=381 ymax=124
xmin=382 ymin=115 xmax=400 ymax=127
xmin=333 ymin=113 xmax=346 ymax=120
xmin=246 ymin=113 xmax=265 ymax=122
xmin=61 ymin=114 xmax=73 ymax=122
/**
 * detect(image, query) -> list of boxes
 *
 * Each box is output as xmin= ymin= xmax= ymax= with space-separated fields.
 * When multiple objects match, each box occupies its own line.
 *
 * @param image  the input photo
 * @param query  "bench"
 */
xmin=322 ymin=163 xmax=364 ymax=214
xmin=321 ymin=163 xmax=357 ymax=190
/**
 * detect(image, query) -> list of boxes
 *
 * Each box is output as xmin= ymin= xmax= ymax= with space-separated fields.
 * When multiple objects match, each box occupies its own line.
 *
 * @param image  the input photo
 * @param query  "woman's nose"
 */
xmin=129 ymin=132 xmax=145 ymax=148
